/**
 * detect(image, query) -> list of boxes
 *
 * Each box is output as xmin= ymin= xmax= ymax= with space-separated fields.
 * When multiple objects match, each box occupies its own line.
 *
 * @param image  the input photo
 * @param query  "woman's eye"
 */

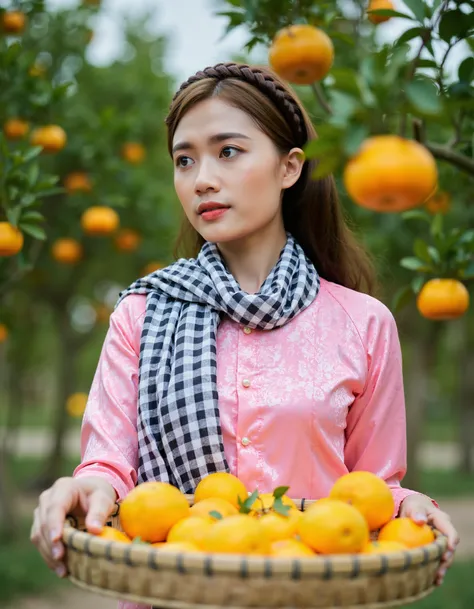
xmin=176 ymin=156 xmax=193 ymax=168
xmin=220 ymin=146 xmax=240 ymax=159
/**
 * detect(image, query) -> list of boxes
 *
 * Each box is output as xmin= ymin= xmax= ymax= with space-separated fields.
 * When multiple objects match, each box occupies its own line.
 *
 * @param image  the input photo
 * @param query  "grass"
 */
xmin=412 ymin=561 xmax=474 ymax=609
xmin=418 ymin=469 xmax=474 ymax=499
xmin=0 ymin=519 xmax=68 ymax=604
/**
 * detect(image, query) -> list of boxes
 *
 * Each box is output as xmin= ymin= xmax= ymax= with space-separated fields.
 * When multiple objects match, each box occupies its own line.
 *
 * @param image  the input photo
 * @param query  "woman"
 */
xmin=31 ymin=63 xmax=459 ymax=602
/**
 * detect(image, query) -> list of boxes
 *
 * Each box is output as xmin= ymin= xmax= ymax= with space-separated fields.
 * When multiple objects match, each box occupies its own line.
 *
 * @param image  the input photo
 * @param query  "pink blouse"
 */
xmin=73 ymin=278 xmax=422 ymax=609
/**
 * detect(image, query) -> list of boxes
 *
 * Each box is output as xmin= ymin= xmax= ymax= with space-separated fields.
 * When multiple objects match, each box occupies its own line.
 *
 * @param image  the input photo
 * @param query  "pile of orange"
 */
xmin=93 ymin=471 xmax=436 ymax=558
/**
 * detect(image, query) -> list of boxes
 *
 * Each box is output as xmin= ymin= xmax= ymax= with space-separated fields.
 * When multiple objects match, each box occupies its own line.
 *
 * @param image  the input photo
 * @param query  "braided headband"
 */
xmin=168 ymin=62 xmax=307 ymax=146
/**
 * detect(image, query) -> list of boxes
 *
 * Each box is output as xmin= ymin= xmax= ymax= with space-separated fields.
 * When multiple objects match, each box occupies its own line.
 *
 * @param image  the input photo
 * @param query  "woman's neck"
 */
xmin=217 ymin=224 xmax=287 ymax=294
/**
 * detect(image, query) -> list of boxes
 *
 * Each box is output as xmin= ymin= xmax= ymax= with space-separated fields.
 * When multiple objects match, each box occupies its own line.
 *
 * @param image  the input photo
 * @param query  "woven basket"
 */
xmin=63 ymin=496 xmax=447 ymax=609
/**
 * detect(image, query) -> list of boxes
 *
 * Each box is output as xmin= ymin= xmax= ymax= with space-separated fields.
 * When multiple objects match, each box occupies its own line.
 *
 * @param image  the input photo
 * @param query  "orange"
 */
xmin=66 ymin=392 xmax=88 ymax=417
xmin=329 ymin=471 xmax=394 ymax=531
xmin=249 ymin=492 xmax=296 ymax=516
xmin=155 ymin=541 xmax=200 ymax=553
xmin=64 ymin=172 xmax=92 ymax=194
xmin=51 ymin=238 xmax=83 ymax=264
xmin=258 ymin=508 xmax=302 ymax=542
xmin=119 ymin=481 xmax=190 ymax=543
xmin=121 ymin=142 xmax=146 ymax=164
xmin=94 ymin=303 xmax=112 ymax=324
xmin=378 ymin=518 xmax=435 ymax=548
xmin=417 ymin=279 xmax=469 ymax=321
xmin=0 ymin=222 xmax=24 ymax=256
xmin=201 ymin=514 xmax=269 ymax=554
xmin=298 ymin=499 xmax=369 ymax=554
xmin=1 ymin=11 xmax=26 ymax=34
xmin=190 ymin=497 xmax=238 ymax=519
xmin=3 ymin=118 xmax=29 ymax=140
xmin=81 ymin=206 xmax=120 ymax=236
xmin=29 ymin=64 xmax=46 ymax=77
xmin=269 ymin=24 xmax=334 ymax=84
xmin=114 ymin=229 xmax=141 ymax=252
xmin=362 ymin=540 xmax=407 ymax=554
xmin=425 ymin=191 xmax=451 ymax=215
xmin=94 ymin=526 xmax=131 ymax=543
xmin=0 ymin=323 xmax=8 ymax=343
xmin=167 ymin=516 xmax=214 ymax=548
xmin=367 ymin=0 xmax=394 ymax=24
xmin=343 ymin=136 xmax=438 ymax=213
xmin=142 ymin=261 xmax=165 ymax=275
xmin=194 ymin=472 xmax=248 ymax=510
xmin=270 ymin=539 xmax=315 ymax=558
xmin=30 ymin=125 xmax=67 ymax=153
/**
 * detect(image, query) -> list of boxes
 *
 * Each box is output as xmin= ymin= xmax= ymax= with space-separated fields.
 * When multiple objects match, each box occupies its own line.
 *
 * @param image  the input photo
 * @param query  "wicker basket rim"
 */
xmin=63 ymin=521 xmax=447 ymax=577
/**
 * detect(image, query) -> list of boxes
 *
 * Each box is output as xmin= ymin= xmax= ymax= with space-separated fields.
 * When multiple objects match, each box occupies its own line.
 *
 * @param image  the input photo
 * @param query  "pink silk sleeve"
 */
xmin=73 ymin=294 xmax=146 ymax=501
xmin=344 ymin=304 xmax=435 ymax=517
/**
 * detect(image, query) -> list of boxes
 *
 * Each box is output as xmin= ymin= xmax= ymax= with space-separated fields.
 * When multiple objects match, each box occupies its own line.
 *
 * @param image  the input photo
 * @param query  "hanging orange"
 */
xmin=3 ymin=118 xmax=29 ymax=140
xmin=343 ymin=135 xmax=438 ymax=212
xmin=269 ymin=24 xmax=334 ymax=84
xmin=51 ymin=238 xmax=83 ymax=264
xmin=30 ymin=125 xmax=67 ymax=153
xmin=115 ymin=229 xmax=141 ymax=252
xmin=0 ymin=222 xmax=24 ymax=256
xmin=1 ymin=11 xmax=26 ymax=34
xmin=367 ymin=0 xmax=394 ymax=24
xmin=121 ymin=142 xmax=146 ymax=164
xmin=81 ymin=206 xmax=120 ymax=236
xmin=417 ymin=279 xmax=469 ymax=321
xmin=64 ymin=172 xmax=92 ymax=194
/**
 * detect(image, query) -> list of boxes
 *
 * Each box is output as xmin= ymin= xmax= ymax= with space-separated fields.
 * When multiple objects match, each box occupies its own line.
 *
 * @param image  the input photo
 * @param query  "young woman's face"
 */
xmin=172 ymin=98 xmax=303 ymax=245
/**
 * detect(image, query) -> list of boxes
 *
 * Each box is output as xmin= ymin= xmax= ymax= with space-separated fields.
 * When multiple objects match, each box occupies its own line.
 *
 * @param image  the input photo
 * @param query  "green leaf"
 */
xmin=439 ymin=10 xmax=471 ymax=42
xmin=401 ymin=209 xmax=431 ymax=223
xmin=19 ymin=223 xmax=47 ymax=240
xmin=427 ymin=246 xmax=441 ymax=265
xmin=312 ymin=156 xmax=339 ymax=179
xmin=392 ymin=285 xmax=414 ymax=312
xmin=459 ymin=230 xmax=474 ymax=245
xmin=403 ymin=0 xmax=427 ymax=23
xmin=273 ymin=497 xmax=291 ymax=517
xmin=458 ymin=57 xmax=474 ymax=83
xmin=369 ymin=8 xmax=414 ymax=20
xmin=238 ymin=490 xmax=259 ymax=514
xmin=431 ymin=213 xmax=444 ymax=238
xmin=6 ymin=207 xmax=21 ymax=226
xmin=406 ymin=79 xmax=442 ymax=115
xmin=21 ymin=146 xmax=43 ymax=165
xmin=273 ymin=486 xmax=290 ymax=499
xmin=28 ymin=162 xmax=39 ymax=187
xmin=413 ymin=239 xmax=431 ymax=263
xmin=400 ymin=256 xmax=432 ymax=271
xmin=21 ymin=211 xmax=44 ymax=223
xmin=411 ymin=275 xmax=425 ymax=294
xmin=209 ymin=510 xmax=223 ymax=521
xmin=396 ymin=26 xmax=424 ymax=45
xmin=343 ymin=124 xmax=370 ymax=157
xmin=330 ymin=68 xmax=361 ymax=98
xmin=459 ymin=260 xmax=474 ymax=280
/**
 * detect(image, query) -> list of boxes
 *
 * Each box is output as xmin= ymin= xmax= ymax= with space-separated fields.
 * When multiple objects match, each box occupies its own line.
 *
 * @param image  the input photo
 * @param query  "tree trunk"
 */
xmin=404 ymin=323 xmax=442 ymax=490
xmin=36 ymin=307 xmax=77 ymax=490
xmin=458 ymin=320 xmax=474 ymax=474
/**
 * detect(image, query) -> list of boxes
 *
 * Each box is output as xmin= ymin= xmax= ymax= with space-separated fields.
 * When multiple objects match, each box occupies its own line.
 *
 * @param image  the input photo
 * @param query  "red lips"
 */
xmin=197 ymin=201 xmax=230 ymax=215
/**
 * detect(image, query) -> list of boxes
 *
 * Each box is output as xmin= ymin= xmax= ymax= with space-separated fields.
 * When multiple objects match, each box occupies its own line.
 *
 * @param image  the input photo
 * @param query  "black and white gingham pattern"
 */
xmin=116 ymin=233 xmax=320 ymax=492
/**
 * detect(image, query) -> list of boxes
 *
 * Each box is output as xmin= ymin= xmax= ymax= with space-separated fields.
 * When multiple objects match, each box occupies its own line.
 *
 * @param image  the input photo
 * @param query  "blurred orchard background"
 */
xmin=0 ymin=0 xmax=473 ymax=607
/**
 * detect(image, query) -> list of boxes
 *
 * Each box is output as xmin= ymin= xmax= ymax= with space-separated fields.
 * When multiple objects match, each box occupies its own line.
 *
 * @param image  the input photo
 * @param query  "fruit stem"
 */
xmin=310 ymin=82 xmax=333 ymax=115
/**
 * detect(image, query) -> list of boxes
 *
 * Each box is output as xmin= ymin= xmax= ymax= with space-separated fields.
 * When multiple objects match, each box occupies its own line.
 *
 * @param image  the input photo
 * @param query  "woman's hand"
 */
xmin=30 ymin=476 xmax=117 ymax=578
xmin=399 ymin=493 xmax=459 ymax=585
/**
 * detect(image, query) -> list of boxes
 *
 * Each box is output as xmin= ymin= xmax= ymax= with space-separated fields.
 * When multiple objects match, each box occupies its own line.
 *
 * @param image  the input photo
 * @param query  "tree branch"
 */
xmin=310 ymin=82 xmax=333 ymax=115
xmin=426 ymin=143 xmax=474 ymax=175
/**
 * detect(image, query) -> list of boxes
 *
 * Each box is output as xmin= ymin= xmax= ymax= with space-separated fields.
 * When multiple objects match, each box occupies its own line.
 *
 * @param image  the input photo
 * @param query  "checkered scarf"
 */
xmin=116 ymin=233 xmax=320 ymax=493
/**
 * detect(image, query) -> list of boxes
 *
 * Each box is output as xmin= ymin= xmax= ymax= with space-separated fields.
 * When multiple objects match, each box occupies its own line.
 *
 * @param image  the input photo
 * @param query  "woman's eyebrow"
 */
xmin=172 ymin=132 xmax=251 ymax=154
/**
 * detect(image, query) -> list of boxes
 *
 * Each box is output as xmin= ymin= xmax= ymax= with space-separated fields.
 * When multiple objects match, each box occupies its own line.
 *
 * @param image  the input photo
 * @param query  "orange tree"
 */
xmin=0 ymin=3 xmax=177 ymax=527
xmin=217 ymin=0 xmax=473 ymax=317
xmin=217 ymin=0 xmax=474 ymax=483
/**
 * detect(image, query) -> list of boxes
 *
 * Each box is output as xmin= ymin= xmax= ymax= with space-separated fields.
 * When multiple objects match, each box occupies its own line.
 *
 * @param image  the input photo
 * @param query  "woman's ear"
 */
xmin=281 ymin=148 xmax=305 ymax=189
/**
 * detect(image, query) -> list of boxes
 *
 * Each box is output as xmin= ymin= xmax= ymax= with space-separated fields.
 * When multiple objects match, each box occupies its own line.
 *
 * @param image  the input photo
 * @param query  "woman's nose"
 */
xmin=194 ymin=159 xmax=220 ymax=194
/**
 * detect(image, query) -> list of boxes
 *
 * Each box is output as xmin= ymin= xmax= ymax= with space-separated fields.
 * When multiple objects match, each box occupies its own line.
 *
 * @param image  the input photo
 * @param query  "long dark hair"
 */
xmin=165 ymin=63 xmax=377 ymax=295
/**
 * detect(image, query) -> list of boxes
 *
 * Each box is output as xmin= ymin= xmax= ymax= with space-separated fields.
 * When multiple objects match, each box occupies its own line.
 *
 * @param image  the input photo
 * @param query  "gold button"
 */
xmin=242 ymin=379 xmax=251 ymax=388
xmin=243 ymin=326 xmax=252 ymax=335
xmin=241 ymin=437 xmax=251 ymax=446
